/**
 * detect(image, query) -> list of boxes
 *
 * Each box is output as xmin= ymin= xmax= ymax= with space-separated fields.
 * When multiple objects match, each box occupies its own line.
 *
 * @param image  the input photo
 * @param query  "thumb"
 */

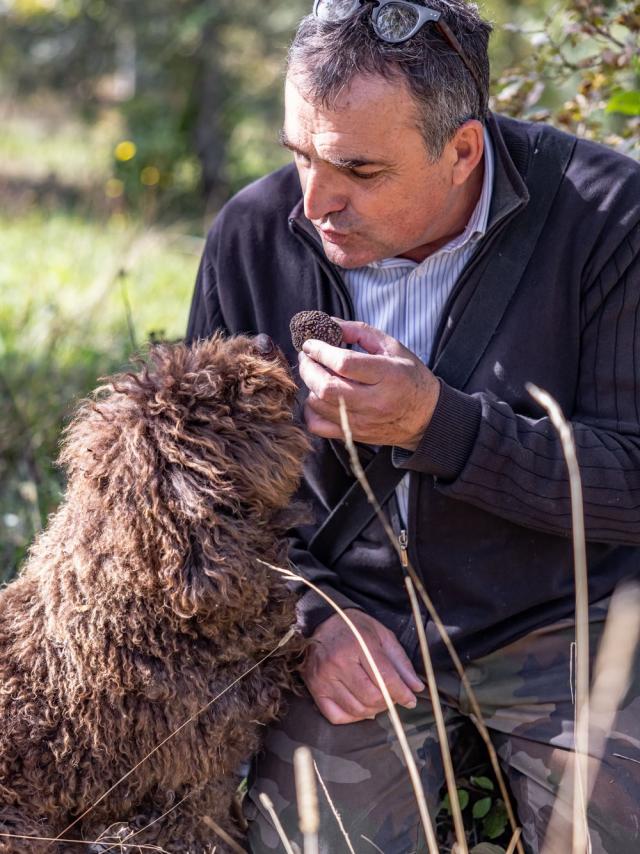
xmin=333 ymin=319 xmax=399 ymax=356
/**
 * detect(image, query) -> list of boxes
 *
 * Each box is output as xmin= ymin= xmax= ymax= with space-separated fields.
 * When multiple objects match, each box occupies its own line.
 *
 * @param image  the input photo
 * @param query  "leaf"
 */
xmin=473 ymin=796 xmax=492 ymax=819
xmin=606 ymin=91 xmax=640 ymax=116
xmin=483 ymin=801 xmax=509 ymax=840
xmin=440 ymin=788 xmax=470 ymax=814
xmin=470 ymin=845 xmax=506 ymax=854
xmin=470 ymin=775 xmax=495 ymax=792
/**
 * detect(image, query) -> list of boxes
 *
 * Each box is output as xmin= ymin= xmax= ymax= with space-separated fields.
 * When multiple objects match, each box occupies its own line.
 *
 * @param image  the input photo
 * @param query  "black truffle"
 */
xmin=290 ymin=310 xmax=343 ymax=352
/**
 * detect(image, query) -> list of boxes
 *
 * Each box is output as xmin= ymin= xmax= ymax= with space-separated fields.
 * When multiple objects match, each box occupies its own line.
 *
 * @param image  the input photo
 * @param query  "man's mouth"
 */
xmin=318 ymin=227 xmax=351 ymax=245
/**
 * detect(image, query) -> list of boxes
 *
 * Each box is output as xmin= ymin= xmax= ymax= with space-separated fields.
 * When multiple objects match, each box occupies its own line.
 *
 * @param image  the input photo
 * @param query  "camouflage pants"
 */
xmin=245 ymin=600 xmax=640 ymax=853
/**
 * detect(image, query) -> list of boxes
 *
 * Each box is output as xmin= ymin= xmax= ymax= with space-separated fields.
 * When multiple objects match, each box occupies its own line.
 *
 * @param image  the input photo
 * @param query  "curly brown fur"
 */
xmin=0 ymin=334 xmax=310 ymax=853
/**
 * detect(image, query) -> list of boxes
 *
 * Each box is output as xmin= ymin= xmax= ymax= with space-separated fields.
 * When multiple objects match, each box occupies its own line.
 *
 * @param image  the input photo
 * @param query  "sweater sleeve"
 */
xmin=394 ymin=223 xmax=640 ymax=546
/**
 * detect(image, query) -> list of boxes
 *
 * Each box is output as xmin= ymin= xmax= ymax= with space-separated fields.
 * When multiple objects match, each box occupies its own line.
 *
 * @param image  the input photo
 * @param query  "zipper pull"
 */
xmin=398 ymin=529 xmax=408 ymax=568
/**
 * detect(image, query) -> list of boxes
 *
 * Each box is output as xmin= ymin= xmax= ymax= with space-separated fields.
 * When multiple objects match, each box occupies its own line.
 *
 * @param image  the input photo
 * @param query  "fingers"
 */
xmin=311 ymin=679 xmax=380 ymax=725
xmin=378 ymin=637 xmax=426 ymax=695
xmin=301 ymin=339 xmax=383 ymax=384
xmin=312 ymin=696 xmax=370 ymax=726
xmin=331 ymin=319 xmax=398 ymax=355
xmin=298 ymin=351 xmax=361 ymax=402
xmin=301 ymin=612 xmax=425 ymax=724
xmin=359 ymin=650 xmax=422 ymax=711
xmin=303 ymin=401 xmax=345 ymax=440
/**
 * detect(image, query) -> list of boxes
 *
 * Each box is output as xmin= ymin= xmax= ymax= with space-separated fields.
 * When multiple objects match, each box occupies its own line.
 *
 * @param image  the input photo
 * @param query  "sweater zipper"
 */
xmin=398 ymin=528 xmax=409 ymax=568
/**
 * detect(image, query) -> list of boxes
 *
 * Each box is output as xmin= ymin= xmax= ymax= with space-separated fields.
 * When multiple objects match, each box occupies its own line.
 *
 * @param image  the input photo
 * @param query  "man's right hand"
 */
xmin=301 ymin=609 xmax=425 ymax=725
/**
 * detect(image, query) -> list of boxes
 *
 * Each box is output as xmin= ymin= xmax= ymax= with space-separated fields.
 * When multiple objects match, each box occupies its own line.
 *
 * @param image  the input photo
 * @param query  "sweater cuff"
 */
xmin=392 ymin=381 xmax=482 ymax=481
xmin=295 ymin=586 xmax=364 ymax=637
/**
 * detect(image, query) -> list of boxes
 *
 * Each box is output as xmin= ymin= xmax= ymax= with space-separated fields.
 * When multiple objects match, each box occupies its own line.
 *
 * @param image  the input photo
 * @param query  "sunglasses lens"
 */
xmin=375 ymin=3 xmax=420 ymax=41
xmin=315 ymin=0 xmax=361 ymax=23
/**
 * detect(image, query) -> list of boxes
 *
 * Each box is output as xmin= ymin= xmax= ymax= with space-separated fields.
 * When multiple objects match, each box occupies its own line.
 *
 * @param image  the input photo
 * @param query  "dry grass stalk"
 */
xmin=506 ymin=827 xmax=523 ymax=854
xmin=404 ymin=563 xmax=522 ymax=851
xmin=587 ymin=581 xmax=640 ymax=797
xmin=361 ymin=835 xmax=385 ymax=852
xmin=527 ymin=383 xmax=590 ymax=854
xmin=201 ymin=815 xmax=248 ymax=854
xmin=541 ymin=580 xmax=640 ymax=854
xmin=0 ymin=832 xmax=169 ymax=851
xmin=312 ymin=759 xmax=356 ymax=854
xmin=258 ymin=559 xmax=439 ymax=853
xmin=100 ymin=791 xmax=195 ymax=854
xmin=293 ymin=747 xmax=319 ymax=854
xmin=336 ymin=398 xmax=525 ymax=854
xmin=55 ymin=628 xmax=295 ymax=843
xmin=405 ymin=576 xmax=468 ymax=854
xmin=259 ymin=792 xmax=297 ymax=854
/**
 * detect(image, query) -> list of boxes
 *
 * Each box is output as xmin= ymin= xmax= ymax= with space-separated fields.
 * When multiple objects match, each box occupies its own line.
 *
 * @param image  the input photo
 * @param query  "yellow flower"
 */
xmin=114 ymin=140 xmax=137 ymax=162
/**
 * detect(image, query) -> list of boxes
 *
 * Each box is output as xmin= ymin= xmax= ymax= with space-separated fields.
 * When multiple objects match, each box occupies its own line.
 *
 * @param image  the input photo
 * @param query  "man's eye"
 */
xmin=351 ymin=170 xmax=380 ymax=180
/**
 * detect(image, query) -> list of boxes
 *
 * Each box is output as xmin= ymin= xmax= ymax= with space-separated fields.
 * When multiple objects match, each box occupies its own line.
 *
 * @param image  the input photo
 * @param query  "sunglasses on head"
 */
xmin=313 ymin=0 xmax=485 ymax=112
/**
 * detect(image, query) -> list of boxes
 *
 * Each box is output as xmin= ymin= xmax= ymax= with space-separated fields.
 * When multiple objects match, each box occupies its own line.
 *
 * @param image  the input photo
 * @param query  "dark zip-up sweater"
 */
xmin=187 ymin=113 xmax=640 ymax=667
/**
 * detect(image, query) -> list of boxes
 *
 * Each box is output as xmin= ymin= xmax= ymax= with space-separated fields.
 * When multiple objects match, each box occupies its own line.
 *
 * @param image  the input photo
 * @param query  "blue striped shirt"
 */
xmin=342 ymin=131 xmax=495 ymax=526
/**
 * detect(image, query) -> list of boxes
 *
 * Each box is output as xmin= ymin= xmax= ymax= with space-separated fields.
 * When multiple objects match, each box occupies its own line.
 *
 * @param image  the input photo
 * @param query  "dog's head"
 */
xmin=59 ymin=335 xmax=310 ymax=613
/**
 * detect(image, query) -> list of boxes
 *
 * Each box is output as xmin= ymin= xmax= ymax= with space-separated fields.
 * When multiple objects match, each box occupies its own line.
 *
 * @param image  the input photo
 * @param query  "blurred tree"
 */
xmin=0 ymin=0 xmax=637 ymax=219
xmin=0 ymin=0 xmax=308 ymax=214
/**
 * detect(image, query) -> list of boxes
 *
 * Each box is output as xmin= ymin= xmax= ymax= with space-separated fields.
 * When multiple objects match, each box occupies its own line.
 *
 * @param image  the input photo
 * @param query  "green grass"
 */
xmin=0 ymin=98 xmax=118 ymax=186
xmin=0 ymin=206 xmax=202 ymax=580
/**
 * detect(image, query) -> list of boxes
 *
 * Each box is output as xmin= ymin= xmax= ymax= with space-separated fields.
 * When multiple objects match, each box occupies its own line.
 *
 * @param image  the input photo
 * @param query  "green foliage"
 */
xmin=472 ymin=797 xmax=492 ymax=819
xmin=607 ymin=90 xmax=640 ymax=116
xmin=0 ymin=0 xmax=308 ymax=214
xmin=437 ymin=766 xmax=512 ymax=851
xmin=0 ymin=206 xmax=200 ymax=579
xmin=493 ymin=0 xmax=640 ymax=159
xmin=471 ymin=775 xmax=495 ymax=791
xmin=440 ymin=787 xmax=470 ymax=814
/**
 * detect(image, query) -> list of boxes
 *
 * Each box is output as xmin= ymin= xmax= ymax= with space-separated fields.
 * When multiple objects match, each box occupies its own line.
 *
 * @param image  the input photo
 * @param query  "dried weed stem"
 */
xmin=405 ymin=576 xmax=468 ymax=854
xmin=336 ymin=397 xmax=524 ymax=854
xmin=258 ymin=559 xmax=439 ymax=853
xmin=259 ymin=793 xmax=297 ymax=854
xmin=527 ymin=383 xmax=589 ymax=854
xmin=293 ymin=747 xmax=319 ymax=854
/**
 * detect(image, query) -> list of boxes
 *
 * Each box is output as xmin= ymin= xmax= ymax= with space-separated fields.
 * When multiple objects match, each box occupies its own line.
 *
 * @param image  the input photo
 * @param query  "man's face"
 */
xmin=283 ymin=72 xmax=477 ymax=268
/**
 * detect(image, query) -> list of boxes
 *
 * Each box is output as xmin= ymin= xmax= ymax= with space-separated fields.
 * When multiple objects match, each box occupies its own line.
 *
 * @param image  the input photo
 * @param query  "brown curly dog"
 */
xmin=0 ymin=334 xmax=310 ymax=853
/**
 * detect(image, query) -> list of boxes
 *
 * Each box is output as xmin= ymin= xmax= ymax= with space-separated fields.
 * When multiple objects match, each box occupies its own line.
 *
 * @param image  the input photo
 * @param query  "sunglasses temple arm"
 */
xmin=436 ymin=19 xmax=485 ymax=111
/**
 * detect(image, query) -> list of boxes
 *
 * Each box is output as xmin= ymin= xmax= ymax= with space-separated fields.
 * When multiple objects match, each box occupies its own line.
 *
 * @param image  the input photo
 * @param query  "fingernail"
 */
xmin=404 ymin=698 xmax=417 ymax=709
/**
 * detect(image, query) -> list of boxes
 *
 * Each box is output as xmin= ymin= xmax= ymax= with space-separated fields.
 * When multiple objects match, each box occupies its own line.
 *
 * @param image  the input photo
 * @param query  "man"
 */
xmin=187 ymin=1 xmax=640 ymax=851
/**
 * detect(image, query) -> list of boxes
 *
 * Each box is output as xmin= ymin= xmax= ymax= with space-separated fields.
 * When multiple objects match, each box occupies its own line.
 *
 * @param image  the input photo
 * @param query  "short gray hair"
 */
xmin=286 ymin=0 xmax=493 ymax=160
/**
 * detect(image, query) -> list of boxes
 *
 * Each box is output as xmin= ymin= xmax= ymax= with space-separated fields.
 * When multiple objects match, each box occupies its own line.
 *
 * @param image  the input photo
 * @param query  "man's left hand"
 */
xmin=298 ymin=319 xmax=440 ymax=451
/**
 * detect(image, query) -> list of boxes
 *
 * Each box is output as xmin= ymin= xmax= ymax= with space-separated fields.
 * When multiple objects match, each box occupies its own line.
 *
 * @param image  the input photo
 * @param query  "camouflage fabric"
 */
xmin=244 ymin=600 xmax=640 ymax=853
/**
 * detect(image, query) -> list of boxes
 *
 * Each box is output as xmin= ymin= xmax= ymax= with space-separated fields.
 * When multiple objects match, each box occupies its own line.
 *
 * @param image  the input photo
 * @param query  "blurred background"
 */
xmin=1 ymin=0 xmax=638 ymax=580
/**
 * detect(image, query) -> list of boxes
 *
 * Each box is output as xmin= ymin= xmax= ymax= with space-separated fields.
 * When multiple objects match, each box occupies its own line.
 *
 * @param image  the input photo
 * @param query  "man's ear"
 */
xmin=449 ymin=119 xmax=485 ymax=187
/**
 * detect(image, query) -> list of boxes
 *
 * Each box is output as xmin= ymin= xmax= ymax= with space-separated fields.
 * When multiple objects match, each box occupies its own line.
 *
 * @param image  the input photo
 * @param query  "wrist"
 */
xmin=397 ymin=376 xmax=442 ymax=451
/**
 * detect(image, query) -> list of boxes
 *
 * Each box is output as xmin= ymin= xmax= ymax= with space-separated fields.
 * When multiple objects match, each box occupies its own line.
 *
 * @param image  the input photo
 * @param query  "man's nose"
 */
xmin=302 ymin=164 xmax=347 ymax=222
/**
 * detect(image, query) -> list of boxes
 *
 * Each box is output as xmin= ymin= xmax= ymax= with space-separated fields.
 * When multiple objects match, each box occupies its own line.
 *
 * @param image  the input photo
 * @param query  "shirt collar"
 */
xmin=368 ymin=127 xmax=495 ymax=270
